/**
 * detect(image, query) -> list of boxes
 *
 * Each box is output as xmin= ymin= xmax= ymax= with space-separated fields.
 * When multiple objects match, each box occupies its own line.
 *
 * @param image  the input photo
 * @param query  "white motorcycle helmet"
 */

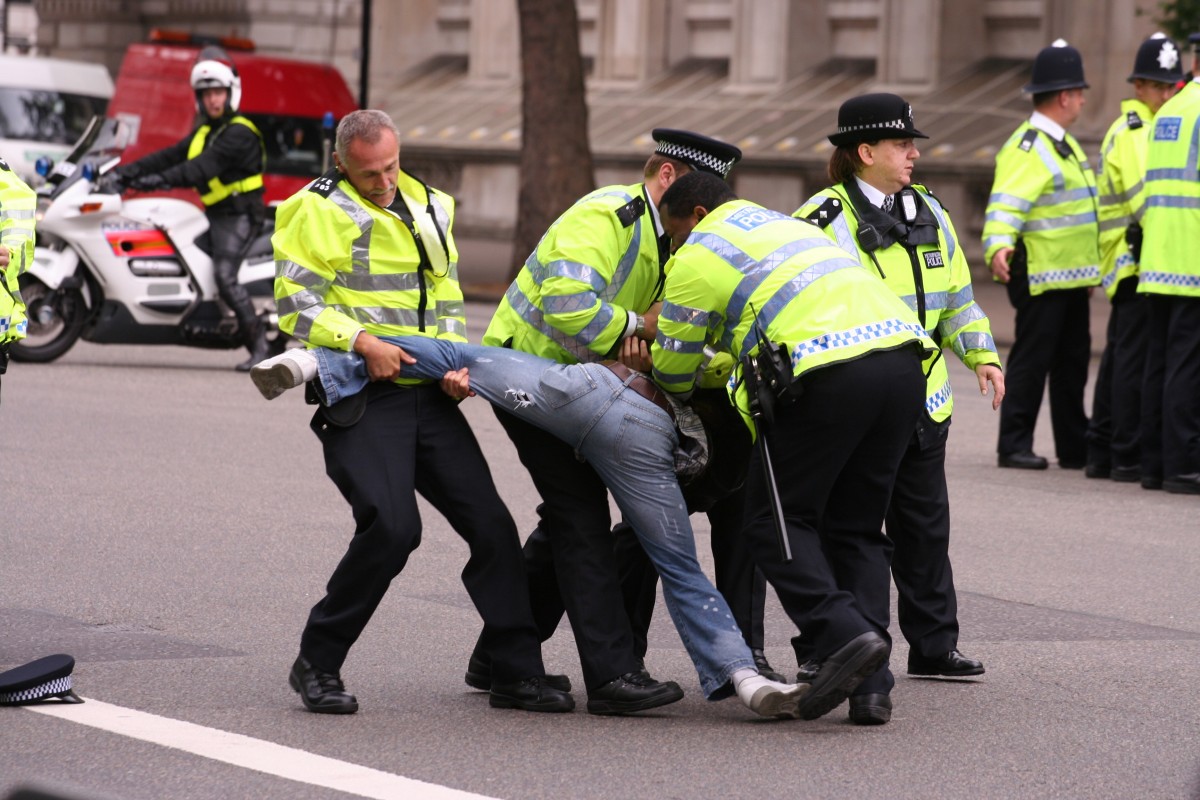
xmin=190 ymin=58 xmax=241 ymax=115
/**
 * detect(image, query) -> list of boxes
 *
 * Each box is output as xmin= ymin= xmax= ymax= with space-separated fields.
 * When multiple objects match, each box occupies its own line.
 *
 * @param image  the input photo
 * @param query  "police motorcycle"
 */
xmin=9 ymin=115 xmax=280 ymax=363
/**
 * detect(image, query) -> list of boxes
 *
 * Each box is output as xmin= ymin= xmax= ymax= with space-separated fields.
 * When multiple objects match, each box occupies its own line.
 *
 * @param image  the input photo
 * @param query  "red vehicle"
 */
xmin=107 ymin=30 xmax=359 ymax=206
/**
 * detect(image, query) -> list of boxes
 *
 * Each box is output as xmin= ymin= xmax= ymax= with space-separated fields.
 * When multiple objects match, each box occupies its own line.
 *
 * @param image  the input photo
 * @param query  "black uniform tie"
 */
xmin=882 ymin=194 xmax=895 ymax=214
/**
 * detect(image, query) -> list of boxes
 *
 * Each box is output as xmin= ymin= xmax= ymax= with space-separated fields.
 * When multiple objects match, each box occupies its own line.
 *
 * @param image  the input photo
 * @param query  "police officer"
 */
xmin=984 ymin=40 xmax=1101 ymax=470
xmin=114 ymin=51 xmax=269 ymax=371
xmin=654 ymin=170 xmax=938 ymax=725
xmin=1138 ymin=33 xmax=1200 ymax=495
xmin=273 ymin=109 xmax=572 ymax=715
xmin=794 ymin=93 xmax=1004 ymax=719
xmin=470 ymin=130 xmax=762 ymax=714
xmin=0 ymin=157 xmax=35 ymax=406
xmin=1085 ymin=34 xmax=1182 ymax=484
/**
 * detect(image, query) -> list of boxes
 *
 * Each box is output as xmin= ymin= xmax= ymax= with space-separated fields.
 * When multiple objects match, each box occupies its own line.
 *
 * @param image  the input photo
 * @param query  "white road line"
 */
xmin=25 ymin=698 xmax=498 ymax=800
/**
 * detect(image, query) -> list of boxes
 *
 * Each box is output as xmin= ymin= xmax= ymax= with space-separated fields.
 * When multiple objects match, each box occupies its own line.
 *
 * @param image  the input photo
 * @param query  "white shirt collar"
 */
xmin=1029 ymin=110 xmax=1066 ymax=142
xmin=854 ymin=176 xmax=889 ymax=209
xmin=646 ymin=185 xmax=664 ymax=236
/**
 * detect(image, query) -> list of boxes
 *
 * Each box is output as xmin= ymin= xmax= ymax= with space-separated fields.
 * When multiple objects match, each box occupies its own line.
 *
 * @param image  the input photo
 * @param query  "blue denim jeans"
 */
xmin=314 ymin=336 xmax=755 ymax=697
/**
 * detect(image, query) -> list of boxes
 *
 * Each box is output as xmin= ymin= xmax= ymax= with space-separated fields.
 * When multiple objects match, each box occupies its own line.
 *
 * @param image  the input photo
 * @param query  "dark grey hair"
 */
xmin=335 ymin=109 xmax=400 ymax=163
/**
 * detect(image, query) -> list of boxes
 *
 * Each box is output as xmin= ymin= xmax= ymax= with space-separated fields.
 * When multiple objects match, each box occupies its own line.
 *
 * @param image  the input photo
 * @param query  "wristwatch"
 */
xmin=634 ymin=315 xmax=646 ymax=338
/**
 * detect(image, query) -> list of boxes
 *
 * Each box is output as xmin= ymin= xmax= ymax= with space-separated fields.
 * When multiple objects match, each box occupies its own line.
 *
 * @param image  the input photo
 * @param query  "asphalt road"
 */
xmin=2 ymin=301 xmax=1198 ymax=800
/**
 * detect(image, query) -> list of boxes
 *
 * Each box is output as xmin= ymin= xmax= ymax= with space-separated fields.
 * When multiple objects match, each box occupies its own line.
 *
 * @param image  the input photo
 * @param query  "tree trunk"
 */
xmin=512 ymin=0 xmax=595 ymax=282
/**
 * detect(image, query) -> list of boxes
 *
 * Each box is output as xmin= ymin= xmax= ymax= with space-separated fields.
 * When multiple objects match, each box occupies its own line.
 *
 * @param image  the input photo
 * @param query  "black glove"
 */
xmin=101 ymin=171 xmax=127 ymax=194
xmin=130 ymin=174 xmax=168 ymax=192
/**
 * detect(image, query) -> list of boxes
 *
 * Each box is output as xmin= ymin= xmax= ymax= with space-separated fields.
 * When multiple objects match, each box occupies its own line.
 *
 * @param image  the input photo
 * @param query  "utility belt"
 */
xmin=742 ymin=340 xmax=802 ymax=427
xmin=602 ymin=360 xmax=674 ymax=423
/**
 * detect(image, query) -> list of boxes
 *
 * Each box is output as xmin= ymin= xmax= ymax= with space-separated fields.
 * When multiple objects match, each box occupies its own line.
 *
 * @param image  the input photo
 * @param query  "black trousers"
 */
xmin=998 ymin=267 xmax=1091 ymax=462
xmin=1086 ymin=280 xmax=1148 ymax=469
xmin=491 ymin=407 xmax=641 ymax=691
xmin=197 ymin=211 xmax=262 ymax=344
xmin=1142 ymin=294 xmax=1200 ymax=479
xmin=749 ymin=347 xmax=924 ymax=697
xmin=300 ymin=382 xmax=544 ymax=682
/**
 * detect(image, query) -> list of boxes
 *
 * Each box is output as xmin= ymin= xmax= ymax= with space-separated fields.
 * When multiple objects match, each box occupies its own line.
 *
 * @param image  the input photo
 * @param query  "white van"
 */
xmin=0 ymin=54 xmax=113 ymax=181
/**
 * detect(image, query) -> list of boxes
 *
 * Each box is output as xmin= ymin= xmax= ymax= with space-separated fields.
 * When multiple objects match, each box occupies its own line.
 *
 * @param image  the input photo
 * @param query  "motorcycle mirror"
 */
xmin=81 ymin=162 xmax=97 ymax=182
xmin=35 ymin=156 xmax=54 ymax=177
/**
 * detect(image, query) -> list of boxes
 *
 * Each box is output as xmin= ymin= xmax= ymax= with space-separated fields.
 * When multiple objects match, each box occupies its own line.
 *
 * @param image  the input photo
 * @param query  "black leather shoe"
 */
xmin=289 ymin=656 xmax=358 ymax=714
xmin=489 ymin=676 xmax=575 ymax=713
xmin=907 ymin=649 xmax=985 ymax=677
xmin=1059 ymin=459 xmax=1086 ymax=470
xmin=1142 ymin=475 xmax=1163 ymax=490
xmin=1084 ymin=462 xmax=1110 ymax=479
xmin=796 ymin=631 xmax=889 ymax=721
xmin=586 ymin=671 xmax=684 ymax=715
xmin=848 ymin=692 xmax=892 ymax=725
xmin=1163 ymin=473 xmax=1200 ymax=495
xmin=1110 ymin=464 xmax=1142 ymax=483
xmin=464 ymin=652 xmax=571 ymax=692
xmin=998 ymin=451 xmax=1049 ymax=470
xmin=795 ymin=660 xmax=820 ymax=682
xmin=752 ymin=649 xmax=787 ymax=683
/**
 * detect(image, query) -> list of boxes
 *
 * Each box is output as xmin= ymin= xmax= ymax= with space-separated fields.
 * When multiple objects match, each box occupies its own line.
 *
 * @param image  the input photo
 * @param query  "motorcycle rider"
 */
xmin=0 ymin=156 xmax=36 ymax=405
xmin=112 ymin=51 xmax=269 ymax=371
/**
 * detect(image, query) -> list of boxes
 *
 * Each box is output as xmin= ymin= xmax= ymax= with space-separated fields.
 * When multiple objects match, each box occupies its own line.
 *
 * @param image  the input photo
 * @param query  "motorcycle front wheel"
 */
xmin=8 ymin=276 xmax=88 ymax=363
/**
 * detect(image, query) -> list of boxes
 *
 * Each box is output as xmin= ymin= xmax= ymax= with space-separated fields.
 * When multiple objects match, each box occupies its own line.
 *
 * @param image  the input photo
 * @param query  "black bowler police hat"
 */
xmin=1024 ymin=39 xmax=1089 ymax=93
xmin=827 ymin=93 xmax=928 ymax=148
xmin=1129 ymin=33 xmax=1183 ymax=83
xmin=652 ymin=129 xmax=742 ymax=179
xmin=0 ymin=654 xmax=83 ymax=705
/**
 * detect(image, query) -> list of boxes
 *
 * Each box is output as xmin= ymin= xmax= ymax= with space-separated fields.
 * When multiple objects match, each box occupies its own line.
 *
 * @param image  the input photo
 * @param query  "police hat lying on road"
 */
xmin=827 ymin=93 xmax=928 ymax=148
xmin=1024 ymin=39 xmax=1089 ymax=94
xmin=652 ymin=129 xmax=742 ymax=179
xmin=1129 ymin=33 xmax=1183 ymax=83
xmin=0 ymin=654 xmax=83 ymax=705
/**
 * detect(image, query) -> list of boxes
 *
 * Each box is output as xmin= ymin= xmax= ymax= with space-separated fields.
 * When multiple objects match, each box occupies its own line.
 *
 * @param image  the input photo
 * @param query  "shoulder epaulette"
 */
xmin=1126 ymin=109 xmax=1144 ymax=130
xmin=915 ymin=183 xmax=947 ymax=212
xmin=1018 ymin=128 xmax=1039 ymax=152
xmin=805 ymin=196 xmax=844 ymax=229
xmin=308 ymin=168 xmax=341 ymax=197
xmin=614 ymin=196 xmax=645 ymax=228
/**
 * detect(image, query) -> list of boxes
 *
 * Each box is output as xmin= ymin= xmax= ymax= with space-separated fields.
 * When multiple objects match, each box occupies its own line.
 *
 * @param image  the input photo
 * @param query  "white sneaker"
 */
xmin=250 ymin=348 xmax=319 ymax=400
xmin=734 ymin=673 xmax=810 ymax=719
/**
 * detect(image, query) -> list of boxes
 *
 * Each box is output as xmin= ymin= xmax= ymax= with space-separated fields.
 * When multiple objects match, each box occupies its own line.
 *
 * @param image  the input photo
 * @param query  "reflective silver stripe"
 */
xmin=988 ymin=192 xmax=1034 ymax=212
xmin=937 ymin=304 xmax=986 ymax=340
xmin=437 ymin=298 xmax=464 ymax=319
xmin=337 ymin=270 xmax=424 ymax=293
xmin=603 ymin=211 xmax=643 ymax=302
xmin=9 ymin=288 xmax=23 ymax=304
xmin=984 ymin=234 xmax=1015 ymax=250
xmin=1145 ymin=167 xmax=1197 ymax=181
xmin=277 ymin=259 xmax=330 ymax=290
xmin=922 ymin=291 xmax=950 ymax=312
xmin=1145 ymin=195 xmax=1200 ymax=209
xmin=953 ymin=331 xmax=996 ymax=357
xmin=655 ymin=333 xmax=708 ymax=355
xmin=661 ymin=302 xmax=715 ymax=328
xmin=1023 ymin=211 xmax=1098 ymax=231
xmin=502 ymin=281 xmax=613 ymax=362
xmin=827 ymin=213 xmax=860 ymax=258
xmin=276 ymin=287 xmax=325 ymax=316
xmin=439 ymin=316 xmax=467 ymax=337
xmin=293 ymin=305 xmax=321 ymax=340
xmin=923 ymin=193 xmax=955 ymax=265
xmin=2 ymin=208 xmax=34 ymax=219
xmin=349 ymin=305 xmax=437 ymax=327
xmin=1032 ymin=136 xmax=1066 ymax=191
xmin=1036 ymin=186 xmax=1097 ymax=206
xmin=1097 ymin=215 xmax=1132 ymax=233
xmin=543 ymin=290 xmax=600 ymax=315
xmin=984 ymin=209 xmax=1026 ymax=231
xmin=325 ymin=187 xmax=374 ymax=275
xmin=947 ymin=286 xmax=975 ymax=308
xmin=531 ymin=258 xmax=607 ymax=293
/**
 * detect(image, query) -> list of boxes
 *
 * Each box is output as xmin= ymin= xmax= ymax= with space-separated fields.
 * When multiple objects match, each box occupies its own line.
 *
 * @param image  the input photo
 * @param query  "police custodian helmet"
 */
xmin=1128 ymin=33 xmax=1183 ymax=83
xmin=827 ymin=93 xmax=928 ymax=148
xmin=1024 ymin=39 xmax=1089 ymax=94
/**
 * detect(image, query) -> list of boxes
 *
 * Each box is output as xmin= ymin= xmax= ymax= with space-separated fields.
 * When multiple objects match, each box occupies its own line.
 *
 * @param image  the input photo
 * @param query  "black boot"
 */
xmin=235 ymin=321 xmax=270 ymax=372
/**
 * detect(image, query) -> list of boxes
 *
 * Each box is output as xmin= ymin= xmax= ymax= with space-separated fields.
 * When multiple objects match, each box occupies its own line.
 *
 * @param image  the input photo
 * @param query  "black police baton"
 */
xmin=741 ymin=352 xmax=792 ymax=563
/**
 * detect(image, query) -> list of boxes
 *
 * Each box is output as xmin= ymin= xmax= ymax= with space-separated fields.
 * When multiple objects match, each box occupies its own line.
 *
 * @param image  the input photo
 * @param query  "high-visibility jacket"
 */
xmin=652 ymin=199 xmax=935 ymax=430
xmin=484 ymin=182 xmax=665 ymax=364
xmin=0 ymin=159 xmax=36 ymax=344
xmin=1097 ymin=99 xmax=1154 ymax=299
xmin=273 ymin=168 xmax=464 ymax=385
xmin=982 ymin=121 xmax=1101 ymax=296
xmin=1139 ymin=79 xmax=1200 ymax=298
xmin=187 ymin=115 xmax=265 ymax=207
xmin=795 ymin=182 xmax=1000 ymax=424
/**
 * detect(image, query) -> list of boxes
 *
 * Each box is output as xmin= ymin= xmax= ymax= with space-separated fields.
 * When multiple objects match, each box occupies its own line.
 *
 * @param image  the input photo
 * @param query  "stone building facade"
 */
xmin=28 ymin=0 xmax=1171 ymax=285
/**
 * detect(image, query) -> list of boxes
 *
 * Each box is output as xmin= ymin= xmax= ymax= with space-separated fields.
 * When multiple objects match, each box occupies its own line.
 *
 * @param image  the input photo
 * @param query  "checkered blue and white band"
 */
xmin=0 ymin=676 xmax=72 ymax=704
xmin=837 ymin=118 xmax=909 ymax=135
xmin=655 ymin=142 xmax=736 ymax=178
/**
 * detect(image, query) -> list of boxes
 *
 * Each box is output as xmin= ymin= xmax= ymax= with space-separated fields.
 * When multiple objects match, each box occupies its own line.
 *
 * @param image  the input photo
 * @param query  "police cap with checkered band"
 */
xmin=0 ymin=654 xmax=83 ymax=706
xmin=827 ymin=93 xmax=928 ymax=148
xmin=651 ymin=129 xmax=742 ymax=179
